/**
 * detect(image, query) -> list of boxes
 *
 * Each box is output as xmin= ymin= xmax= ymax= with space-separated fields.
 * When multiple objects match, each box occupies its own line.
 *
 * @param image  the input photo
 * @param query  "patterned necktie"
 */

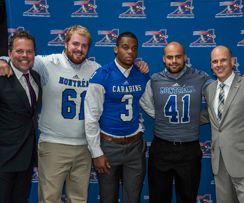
xmin=217 ymin=83 xmax=225 ymax=122
xmin=23 ymin=73 xmax=37 ymax=109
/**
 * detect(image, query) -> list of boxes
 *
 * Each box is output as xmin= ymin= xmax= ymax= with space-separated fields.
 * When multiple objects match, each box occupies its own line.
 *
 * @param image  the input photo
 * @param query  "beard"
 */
xmin=166 ymin=62 xmax=185 ymax=75
xmin=65 ymin=49 xmax=86 ymax=64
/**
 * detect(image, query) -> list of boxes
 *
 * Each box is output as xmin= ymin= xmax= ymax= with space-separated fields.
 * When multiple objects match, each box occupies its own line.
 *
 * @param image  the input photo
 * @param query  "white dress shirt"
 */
xmin=11 ymin=63 xmax=39 ymax=105
xmin=213 ymin=71 xmax=235 ymax=117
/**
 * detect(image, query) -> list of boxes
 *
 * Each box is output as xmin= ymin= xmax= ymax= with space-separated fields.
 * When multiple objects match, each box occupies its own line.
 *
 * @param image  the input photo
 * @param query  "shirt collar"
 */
xmin=217 ymin=71 xmax=235 ymax=88
xmin=114 ymin=59 xmax=133 ymax=77
xmin=10 ymin=61 xmax=30 ymax=80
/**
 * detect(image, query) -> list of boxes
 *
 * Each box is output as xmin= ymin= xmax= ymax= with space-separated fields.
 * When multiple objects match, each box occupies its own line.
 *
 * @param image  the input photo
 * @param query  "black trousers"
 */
xmin=0 ymin=164 xmax=33 ymax=203
xmin=148 ymin=136 xmax=202 ymax=203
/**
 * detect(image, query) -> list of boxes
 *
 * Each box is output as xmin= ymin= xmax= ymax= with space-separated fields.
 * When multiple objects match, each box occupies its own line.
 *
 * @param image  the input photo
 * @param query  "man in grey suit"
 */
xmin=204 ymin=45 xmax=244 ymax=203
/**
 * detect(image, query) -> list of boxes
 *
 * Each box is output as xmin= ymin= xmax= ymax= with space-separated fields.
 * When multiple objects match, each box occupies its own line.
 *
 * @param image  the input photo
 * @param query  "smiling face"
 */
xmin=64 ymin=32 xmax=89 ymax=64
xmin=8 ymin=38 xmax=35 ymax=74
xmin=211 ymin=46 xmax=234 ymax=82
xmin=114 ymin=36 xmax=138 ymax=69
xmin=163 ymin=42 xmax=187 ymax=76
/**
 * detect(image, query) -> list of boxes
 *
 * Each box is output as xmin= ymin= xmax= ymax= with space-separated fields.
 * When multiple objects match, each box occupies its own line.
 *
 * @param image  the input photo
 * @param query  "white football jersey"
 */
xmin=34 ymin=53 xmax=100 ymax=145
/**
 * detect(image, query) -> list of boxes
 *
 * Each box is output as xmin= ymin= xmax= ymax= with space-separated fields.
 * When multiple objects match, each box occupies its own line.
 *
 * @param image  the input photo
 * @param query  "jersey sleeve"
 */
xmin=140 ymin=80 xmax=155 ymax=118
xmin=89 ymin=66 xmax=108 ymax=86
xmin=85 ymin=82 xmax=105 ymax=158
xmin=33 ymin=55 xmax=50 ymax=86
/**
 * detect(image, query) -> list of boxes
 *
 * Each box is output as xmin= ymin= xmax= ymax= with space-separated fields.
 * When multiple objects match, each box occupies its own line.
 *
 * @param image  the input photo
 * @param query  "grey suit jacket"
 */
xmin=205 ymin=73 xmax=244 ymax=178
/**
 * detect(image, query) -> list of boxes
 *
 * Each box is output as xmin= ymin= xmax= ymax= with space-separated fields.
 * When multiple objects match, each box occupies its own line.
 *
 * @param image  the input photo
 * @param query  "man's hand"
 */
xmin=0 ymin=60 xmax=13 ymax=77
xmin=136 ymin=60 xmax=149 ymax=74
xmin=93 ymin=155 xmax=111 ymax=174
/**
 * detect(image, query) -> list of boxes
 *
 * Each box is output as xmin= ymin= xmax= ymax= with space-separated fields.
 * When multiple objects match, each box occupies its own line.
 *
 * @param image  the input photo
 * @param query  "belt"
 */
xmin=100 ymin=132 xmax=143 ymax=144
xmin=155 ymin=136 xmax=198 ymax=146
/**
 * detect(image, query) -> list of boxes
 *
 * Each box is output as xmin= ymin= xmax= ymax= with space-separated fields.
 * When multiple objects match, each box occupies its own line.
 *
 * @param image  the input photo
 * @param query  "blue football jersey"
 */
xmin=89 ymin=62 xmax=150 ymax=136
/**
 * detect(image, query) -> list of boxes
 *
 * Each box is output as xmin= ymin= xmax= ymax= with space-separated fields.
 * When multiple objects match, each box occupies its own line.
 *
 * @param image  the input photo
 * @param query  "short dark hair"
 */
xmin=116 ymin=32 xmax=138 ymax=46
xmin=8 ymin=30 xmax=36 ymax=51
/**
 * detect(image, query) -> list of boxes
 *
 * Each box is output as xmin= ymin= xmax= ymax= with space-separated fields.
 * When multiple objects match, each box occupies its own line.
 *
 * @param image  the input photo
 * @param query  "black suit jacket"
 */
xmin=0 ymin=68 xmax=42 ymax=172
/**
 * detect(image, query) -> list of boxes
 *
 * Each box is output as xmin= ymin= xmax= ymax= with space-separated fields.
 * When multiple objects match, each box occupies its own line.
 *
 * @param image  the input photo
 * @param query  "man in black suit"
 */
xmin=0 ymin=31 xmax=42 ymax=203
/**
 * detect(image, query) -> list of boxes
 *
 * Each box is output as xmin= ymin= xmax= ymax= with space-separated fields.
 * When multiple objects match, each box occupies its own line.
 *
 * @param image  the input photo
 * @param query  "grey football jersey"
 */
xmin=151 ymin=66 xmax=211 ymax=142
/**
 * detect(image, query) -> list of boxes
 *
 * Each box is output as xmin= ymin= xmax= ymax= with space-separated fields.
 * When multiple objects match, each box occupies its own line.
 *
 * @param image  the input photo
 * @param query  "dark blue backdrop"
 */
xmin=5 ymin=0 xmax=244 ymax=202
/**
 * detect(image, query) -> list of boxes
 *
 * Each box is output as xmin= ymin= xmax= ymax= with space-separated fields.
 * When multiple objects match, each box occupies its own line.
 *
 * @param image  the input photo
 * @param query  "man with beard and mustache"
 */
xmin=0 ymin=25 xmax=99 ymax=203
xmin=0 ymin=25 xmax=148 ymax=203
xmin=140 ymin=41 xmax=212 ymax=203
xmin=35 ymin=25 xmax=99 ymax=203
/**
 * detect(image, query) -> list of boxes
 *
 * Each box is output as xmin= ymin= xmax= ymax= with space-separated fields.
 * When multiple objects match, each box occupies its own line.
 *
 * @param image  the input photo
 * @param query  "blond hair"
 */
xmin=65 ymin=25 xmax=92 ymax=46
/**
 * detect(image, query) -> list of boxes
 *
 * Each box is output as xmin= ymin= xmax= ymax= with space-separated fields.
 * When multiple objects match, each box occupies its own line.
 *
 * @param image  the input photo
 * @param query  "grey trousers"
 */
xmin=98 ymin=138 xmax=146 ymax=203
xmin=215 ymin=153 xmax=244 ymax=203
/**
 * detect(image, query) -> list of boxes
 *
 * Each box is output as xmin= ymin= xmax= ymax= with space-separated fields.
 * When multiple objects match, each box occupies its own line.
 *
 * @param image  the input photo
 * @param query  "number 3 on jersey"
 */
xmin=62 ymin=89 xmax=86 ymax=120
xmin=164 ymin=94 xmax=190 ymax=123
xmin=121 ymin=94 xmax=133 ymax=121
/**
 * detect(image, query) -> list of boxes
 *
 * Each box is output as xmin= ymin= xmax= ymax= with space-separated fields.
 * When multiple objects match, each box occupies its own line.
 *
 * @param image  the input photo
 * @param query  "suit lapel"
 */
xmin=208 ymin=81 xmax=219 ymax=125
xmin=220 ymin=74 xmax=241 ymax=125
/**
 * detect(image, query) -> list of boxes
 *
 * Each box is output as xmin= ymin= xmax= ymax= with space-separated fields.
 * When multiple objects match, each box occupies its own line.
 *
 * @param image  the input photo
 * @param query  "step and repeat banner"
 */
xmin=5 ymin=0 xmax=244 ymax=202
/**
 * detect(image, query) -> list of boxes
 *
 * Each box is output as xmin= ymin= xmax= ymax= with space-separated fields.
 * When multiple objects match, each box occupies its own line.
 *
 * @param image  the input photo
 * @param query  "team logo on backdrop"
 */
xmin=186 ymin=57 xmax=192 ymax=67
xmin=196 ymin=194 xmax=213 ymax=203
xmin=215 ymin=0 xmax=243 ymax=18
xmin=119 ymin=0 xmax=146 ymax=19
xmin=145 ymin=141 xmax=151 ymax=158
xmin=200 ymin=140 xmax=211 ymax=158
xmin=31 ymin=167 xmax=38 ymax=183
xmin=233 ymin=57 xmax=240 ymax=73
xmin=48 ymin=28 xmax=68 ymax=46
xmin=23 ymin=0 xmax=50 ymax=17
xmin=142 ymin=29 xmax=168 ymax=47
xmin=237 ymin=30 xmax=244 ymax=46
xmin=8 ymin=27 xmax=25 ymax=39
xmin=71 ymin=0 xmax=98 ymax=17
xmin=190 ymin=29 xmax=216 ymax=47
xmin=89 ymin=166 xmax=98 ymax=184
xmin=167 ymin=0 xmax=194 ymax=18
xmin=95 ymin=29 xmax=119 ymax=47
xmin=143 ymin=195 xmax=149 ymax=200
